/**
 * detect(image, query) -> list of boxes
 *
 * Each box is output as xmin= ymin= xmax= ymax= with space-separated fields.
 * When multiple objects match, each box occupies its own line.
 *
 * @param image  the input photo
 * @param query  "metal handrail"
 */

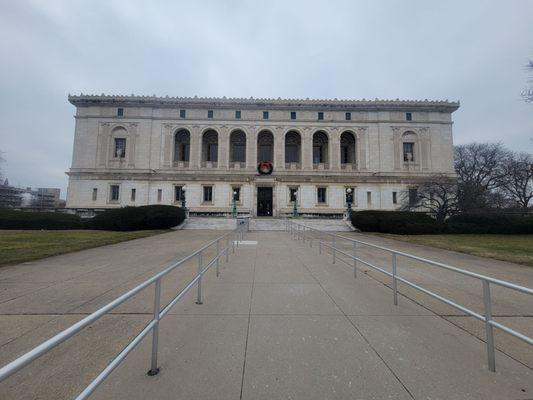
xmin=0 ymin=226 xmax=246 ymax=399
xmin=286 ymin=219 xmax=533 ymax=372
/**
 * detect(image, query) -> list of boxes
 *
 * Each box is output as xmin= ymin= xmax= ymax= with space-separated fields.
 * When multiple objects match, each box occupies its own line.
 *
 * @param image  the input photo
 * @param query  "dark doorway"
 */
xmin=257 ymin=187 xmax=273 ymax=217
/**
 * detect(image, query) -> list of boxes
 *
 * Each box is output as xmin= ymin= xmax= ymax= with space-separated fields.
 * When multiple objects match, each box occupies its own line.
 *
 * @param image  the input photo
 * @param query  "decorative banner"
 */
xmin=257 ymin=161 xmax=273 ymax=175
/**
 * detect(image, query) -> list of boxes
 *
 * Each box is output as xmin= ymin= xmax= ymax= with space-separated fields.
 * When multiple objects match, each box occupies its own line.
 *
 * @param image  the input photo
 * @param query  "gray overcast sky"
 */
xmin=1 ymin=0 xmax=532 ymax=197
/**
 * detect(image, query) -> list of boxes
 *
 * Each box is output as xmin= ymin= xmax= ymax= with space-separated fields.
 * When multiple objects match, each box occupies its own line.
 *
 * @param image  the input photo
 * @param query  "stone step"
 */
xmin=183 ymin=217 xmax=354 ymax=231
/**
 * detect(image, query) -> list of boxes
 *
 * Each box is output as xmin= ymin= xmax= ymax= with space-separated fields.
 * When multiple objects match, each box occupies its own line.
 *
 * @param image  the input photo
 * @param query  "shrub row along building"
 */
xmin=66 ymin=95 xmax=459 ymax=217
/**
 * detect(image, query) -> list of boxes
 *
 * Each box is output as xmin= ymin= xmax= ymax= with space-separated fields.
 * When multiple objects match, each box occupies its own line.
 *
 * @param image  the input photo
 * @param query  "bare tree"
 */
xmin=0 ymin=150 xmax=5 ymax=182
xmin=522 ymin=60 xmax=533 ymax=103
xmin=454 ymin=143 xmax=510 ymax=211
xmin=500 ymin=152 xmax=533 ymax=210
xmin=402 ymin=174 xmax=458 ymax=223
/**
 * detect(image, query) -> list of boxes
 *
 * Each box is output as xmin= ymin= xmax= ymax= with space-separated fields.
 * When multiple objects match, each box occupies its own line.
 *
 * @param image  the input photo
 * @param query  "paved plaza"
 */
xmin=0 ymin=229 xmax=532 ymax=399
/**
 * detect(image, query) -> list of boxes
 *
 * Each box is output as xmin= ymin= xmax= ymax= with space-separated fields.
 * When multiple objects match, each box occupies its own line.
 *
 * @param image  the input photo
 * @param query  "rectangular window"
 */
xmin=392 ymin=191 xmax=397 ymax=204
xmin=203 ymin=186 xmax=213 ymax=203
xmin=180 ymin=109 xmax=186 ymax=118
xmin=232 ymin=144 xmax=246 ymax=162
xmin=157 ymin=189 xmax=162 ymax=202
xmin=207 ymin=110 xmax=213 ymax=118
xmin=403 ymin=142 xmax=415 ymax=162
xmin=341 ymin=145 xmax=349 ymax=164
xmin=181 ymin=144 xmax=190 ymax=161
xmin=175 ymin=186 xmax=184 ymax=202
xmin=207 ymin=143 xmax=218 ymax=162
xmin=117 ymin=108 xmax=124 ymax=117
xmin=232 ymin=187 xmax=241 ymax=202
xmin=367 ymin=191 xmax=372 ymax=206
xmin=317 ymin=187 xmax=327 ymax=204
xmin=92 ymin=188 xmax=97 ymax=201
xmin=313 ymin=146 xmax=323 ymax=164
xmin=406 ymin=112 xmax=412 ymax=121
xmin=114 ymin=138 xmax=126 ymax=158
xmin=318 ymin=112 xmax=324 ymax=120
xmin=409 ymin=188 xmax=418 ymax=207
xmin=345 ymin=112 xmax=351 ymax=121
xmin=263 ymin=111 xmax=269 ymax=120
xmin=289 ymin=188 xmax=298 ymax=202
xmin=110 ymin=185 xmax=120 ymax=202
xmin=131 ymin=188 xmax=136 ymax=201
xmin=285 ymin=145 xmax=298 ymax=163
xmin=235 ymin=110 xmax=241 ymax=119
xmin=290 ymin=111 xmax=296 ymax=120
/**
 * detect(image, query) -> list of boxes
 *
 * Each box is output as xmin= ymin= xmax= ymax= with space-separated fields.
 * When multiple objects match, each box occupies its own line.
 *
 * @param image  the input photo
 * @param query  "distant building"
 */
xmin=0 ymin=180 xmax=62 ymax=209
xmin=66 ymin=94 xmax=459 ymax=217
xmin=0 ymin=179 xmax=24 ymax=208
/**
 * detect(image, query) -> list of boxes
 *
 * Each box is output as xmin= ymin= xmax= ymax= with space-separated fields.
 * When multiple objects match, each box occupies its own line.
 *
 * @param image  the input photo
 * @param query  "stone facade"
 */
xmin=66 ymin=95 xmax=459 ymax=217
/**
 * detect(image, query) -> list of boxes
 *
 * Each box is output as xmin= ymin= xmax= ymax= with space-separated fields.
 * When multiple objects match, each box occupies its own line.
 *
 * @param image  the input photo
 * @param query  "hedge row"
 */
xmin=0 ymin=205 xmax=186 ymax=231
xmin=0 ymin=209 xmax=84 ymax=230
xmin=86 ymin=205 xmax=186 ymax=231
xmin=351 ymin=211 xmax=533 ymax=234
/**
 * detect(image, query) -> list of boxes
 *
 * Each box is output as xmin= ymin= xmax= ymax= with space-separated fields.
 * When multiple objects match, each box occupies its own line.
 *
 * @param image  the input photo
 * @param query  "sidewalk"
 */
xmin=90 ymin=231 xmax=533 ymax=400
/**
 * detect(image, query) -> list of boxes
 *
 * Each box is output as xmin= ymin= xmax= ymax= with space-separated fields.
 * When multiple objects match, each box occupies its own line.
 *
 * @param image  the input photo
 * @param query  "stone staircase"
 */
xmin=183 ymin=217 xmax=354 ymax=231
xmin=183 ymin=217 xmax=237 ymax=230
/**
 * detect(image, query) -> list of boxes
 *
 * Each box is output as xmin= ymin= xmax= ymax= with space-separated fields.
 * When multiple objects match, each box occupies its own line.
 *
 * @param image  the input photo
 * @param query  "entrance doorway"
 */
xmin=257 ymin=187 xmax=273 ymax=217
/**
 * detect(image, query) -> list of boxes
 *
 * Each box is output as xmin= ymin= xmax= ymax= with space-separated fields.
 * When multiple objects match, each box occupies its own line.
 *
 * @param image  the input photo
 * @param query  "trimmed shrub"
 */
xmin=351 ymin=211 xmax=441 ymax=234
xmin=0 ymin=209 xmax=83 ymax=230
xmin=86 ymin=205 xmax=186 ymax=231
xmin=445 ymin=213 xmax=533 ymax=234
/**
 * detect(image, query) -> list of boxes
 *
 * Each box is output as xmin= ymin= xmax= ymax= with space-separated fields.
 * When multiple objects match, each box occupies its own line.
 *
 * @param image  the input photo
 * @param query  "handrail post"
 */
xmin=392 ymin=253 xmax=398 ymax=305
xmin=353 ymin=242 xmax=357 ymax=278
xmin=147 ymin=278 xmax=161 ymax=376
xmin=232 ymin=233 xmax=236 ymax=253
xmin=303 ymin=226 xmax=306 ymax=242
xmin=319 ymin=240 xmax=322 ymax=254
xmin=226 ymin=236 xmax=229 ymax=263
xmin=216 ymin=239 xmax=220 ymax=277
xmin=196 ymin=251 xmax=203 ymax=305
xmin=482 ymin=280 xmax=496 ymax=372
xmin=309 ymin=229 xmax=313 ymax=248
xmin=332 ymin=235 xmax=336 ymax=264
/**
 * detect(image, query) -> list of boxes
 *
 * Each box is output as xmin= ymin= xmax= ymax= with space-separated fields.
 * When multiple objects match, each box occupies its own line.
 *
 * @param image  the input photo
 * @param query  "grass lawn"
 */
xmin=374 ymin=234 xmax=533 ymax=267
xmin=0 ymin=230 xmax=167 ymax=267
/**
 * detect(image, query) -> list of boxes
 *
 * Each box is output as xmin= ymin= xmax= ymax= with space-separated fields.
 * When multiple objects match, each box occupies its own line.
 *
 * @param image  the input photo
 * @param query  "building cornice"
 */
xmin=68 ymin=94 xmax=460 ymax=113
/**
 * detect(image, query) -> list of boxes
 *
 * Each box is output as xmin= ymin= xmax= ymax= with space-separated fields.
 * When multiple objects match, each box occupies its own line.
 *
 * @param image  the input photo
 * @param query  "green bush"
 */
xmin=86 ymin=205 xmax=186 ymax=231
xmin=445 ymin=213 xmax=533 ymax=234
xmin=351 ymin=211 xmax=441 ymax=234
xmin=0 ymin=209 xmax=83 ymax=230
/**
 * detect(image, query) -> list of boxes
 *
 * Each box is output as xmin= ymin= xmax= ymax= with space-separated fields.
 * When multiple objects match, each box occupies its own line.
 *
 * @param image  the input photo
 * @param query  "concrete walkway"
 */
xmin=1 ymin=230 xmax=532 ymax=399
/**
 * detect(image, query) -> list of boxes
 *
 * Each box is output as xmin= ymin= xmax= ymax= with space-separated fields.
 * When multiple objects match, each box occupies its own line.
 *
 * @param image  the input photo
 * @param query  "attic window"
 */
xmin=117 ymin=108 xmax=124 ymax=117
xmin=406 ymin=112 xmax=412 ymax=121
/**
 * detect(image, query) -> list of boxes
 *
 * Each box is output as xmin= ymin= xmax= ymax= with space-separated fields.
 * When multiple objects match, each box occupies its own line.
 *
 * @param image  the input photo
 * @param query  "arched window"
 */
xmin=285 ymin=131 xmax=301 ymax=165
xmin=230 ymin=130 xmax=246 ymax=163
xmin=174 ymin=129 xmax=190 ymax=163
xmin=257 ymin=130 xmax=274 ymax=163
xmin=340 ymin=131 xmax=356 ymax=165
xmin=402 ymin=131 xmax=417 ymax=162
xmin=202 ymin=129 xmax=218 ymax=164
xmin=313 ymin=131 xmax=329 ymax=165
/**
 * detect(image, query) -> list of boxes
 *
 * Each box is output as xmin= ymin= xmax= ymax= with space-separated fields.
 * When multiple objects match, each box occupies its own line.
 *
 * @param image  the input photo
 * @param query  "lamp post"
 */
xmin=346 ymin=188 xmax=353 ymax=219
xmin=292 ymin=190 xmax=298 ymax=217
xmin=181 ymin=189 xmax=188 ymax=218
xmin=232 ymin=190 xmax=237 ymax=218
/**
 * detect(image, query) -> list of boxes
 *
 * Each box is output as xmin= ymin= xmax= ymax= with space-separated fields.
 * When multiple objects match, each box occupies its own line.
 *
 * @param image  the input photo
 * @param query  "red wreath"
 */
xmin=257 ymin=161 xmax=273 ymax=175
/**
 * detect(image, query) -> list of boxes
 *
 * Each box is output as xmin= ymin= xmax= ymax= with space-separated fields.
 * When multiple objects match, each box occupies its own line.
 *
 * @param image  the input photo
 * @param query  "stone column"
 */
xmin=329 ymin=128 xmax=340 ymax=171
xmin=247 ymin=126 xmax=258 ymax=169
xmin=190 ymin=125 xmax=201 ymax=169
xmin=218 ymin=125 xmax=229 ymax=169
xmin=274 ymin=126 xmax=284 ymax=170
xmin=302 ymin=128 xmax=313 ymax=170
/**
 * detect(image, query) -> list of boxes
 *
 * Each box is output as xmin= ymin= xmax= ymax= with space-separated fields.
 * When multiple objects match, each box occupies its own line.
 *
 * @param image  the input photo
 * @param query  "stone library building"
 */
xmin=66 ymin=95 xmax=459 ymax=217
